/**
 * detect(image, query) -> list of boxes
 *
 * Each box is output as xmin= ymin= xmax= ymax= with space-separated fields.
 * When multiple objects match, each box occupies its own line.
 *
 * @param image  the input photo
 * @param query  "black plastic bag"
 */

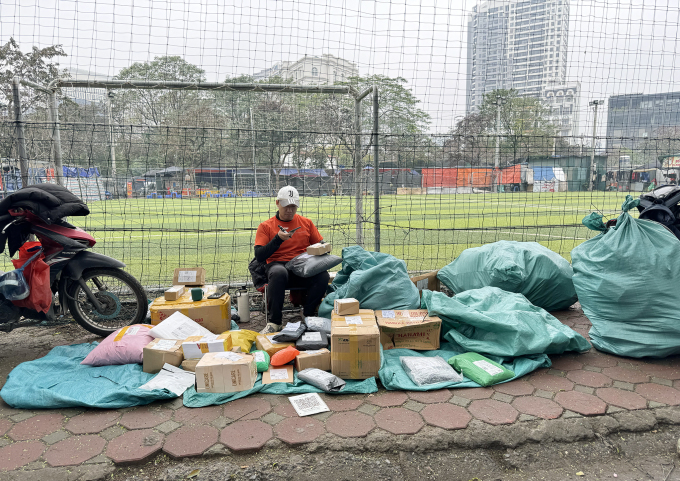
xmin=285 ymin=253 xmax=342 ymax=278
xmin=295 ymin=331 xmax=328 ymax=350
xmin=272 ymin=321 xmax=307 ymax=342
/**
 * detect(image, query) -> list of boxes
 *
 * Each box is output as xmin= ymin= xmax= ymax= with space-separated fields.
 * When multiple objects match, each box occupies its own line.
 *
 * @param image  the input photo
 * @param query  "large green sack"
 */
xmin=437 ymin=241 xmax=577 ymax=311
xmin=571 ymin=196 xmax=680 ymax=358
xmin=318 ymin=246 xmax=420 ymax=318
xmin=422 ymin=288 xmax=590 ymax=357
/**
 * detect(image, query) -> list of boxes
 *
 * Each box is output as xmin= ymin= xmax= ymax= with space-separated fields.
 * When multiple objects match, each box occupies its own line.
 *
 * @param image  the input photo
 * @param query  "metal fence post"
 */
xmin=354 ymin=96 xmax=363 ymax=247
xmin=373 ymin=85 xmax=380 ymax=252
xmin=47 ymin=83 xmax=63 ymax=186
xmin=12 ymin=77 xmax=29 ymax=188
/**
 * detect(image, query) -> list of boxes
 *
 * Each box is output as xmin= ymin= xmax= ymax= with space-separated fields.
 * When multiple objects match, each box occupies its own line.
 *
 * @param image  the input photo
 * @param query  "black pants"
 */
xmin=265 ymin=262 xmax=330 ymax=325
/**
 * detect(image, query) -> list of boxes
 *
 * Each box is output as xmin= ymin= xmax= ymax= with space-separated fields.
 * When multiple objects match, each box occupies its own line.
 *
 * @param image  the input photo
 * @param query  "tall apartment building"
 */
xmin=466 ymin=0 xmax=575 ymax=136
xmin=543 ymin=82 xmax=580 ymax=139
xmin=253 ymin=54 xmax=359 ymax=86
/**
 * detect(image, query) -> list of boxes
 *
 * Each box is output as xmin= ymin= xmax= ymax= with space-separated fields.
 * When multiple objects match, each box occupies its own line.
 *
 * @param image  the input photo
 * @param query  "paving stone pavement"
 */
xmin=1 ymin=306 xmax=680 ymax=477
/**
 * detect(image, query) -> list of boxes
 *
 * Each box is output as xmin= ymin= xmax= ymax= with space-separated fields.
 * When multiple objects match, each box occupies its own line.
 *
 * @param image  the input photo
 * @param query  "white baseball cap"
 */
xmin=276 ymin=186 xmax=300 ymax=207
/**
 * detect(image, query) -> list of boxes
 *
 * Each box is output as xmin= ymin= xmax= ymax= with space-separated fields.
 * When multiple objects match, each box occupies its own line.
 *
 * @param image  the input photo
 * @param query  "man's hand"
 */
xmin=277 ymin=230 xmax=293 ymax=241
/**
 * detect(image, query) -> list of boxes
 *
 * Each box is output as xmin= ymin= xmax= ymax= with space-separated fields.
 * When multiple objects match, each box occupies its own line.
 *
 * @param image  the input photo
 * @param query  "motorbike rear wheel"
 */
xmin=66 ymin=267 xmax=148 ymax=337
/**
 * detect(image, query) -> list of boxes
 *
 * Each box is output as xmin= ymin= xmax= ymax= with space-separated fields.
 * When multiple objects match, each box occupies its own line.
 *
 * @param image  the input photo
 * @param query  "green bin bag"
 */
xmin=318 ymin=246 xmax=420 ymax=318
xmin=448 ymin=352 xmax=514 ymax=387
xmin=437 ymin=240 xmax=578 ymax=311
xmin=250 ymin=350 xmax=270 ymax=372
xmin=422 ymin=288 xmax=590 ymax=357
xmin=571 ymin=196 xmax=680 ymax=358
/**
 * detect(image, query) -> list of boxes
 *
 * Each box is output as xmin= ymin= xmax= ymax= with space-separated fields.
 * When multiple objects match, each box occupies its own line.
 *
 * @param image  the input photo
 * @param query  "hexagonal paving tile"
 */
xmin=273 ymin=404 xmax=298 ymax=418
xmin=554 ymin=391 xmax=607 ymax=416
xmin=369 ymin=391 xmax=408 ymax=407
xmin=66 ymin=410 xmax=121 ymax=434
xmin=326 ymin=412 xmax=375 ymax=438
xmin=221 ymin=420 xmax=272 ymax=452
xmin=44 ymin=434 xmax=107 ymax=467
xmin=512 ymin=397 xmax=563 ymax=420
xmin=453 ymin=388 xmax=494 ymax=400
xmin=9 ymin=414 xmax=63 ymax=441
xmin=493 ymin=380 xmax=534 ymax=397
xmin=421 ymin=404 xmax=471 ymax=430
xmin=322 ymin=397 xmax=363 ymax=412
xmin=120 ymin=406 xmax=172 ymax=429
xmin=468 ymin=399 xmax=519 ymax=425
xmin=577 ymin=352 xmax=618 ymax=368
xmin=0 ymin=441 xmax=45 ymax=471
xmin=275 ymin=417 xmax=325 ymax=445
xmin=173 ymin=406 xmax=223 ymax=425
xmin=528 ymin=373 xmax=574 ymax=393
xmin=0 ymin=418 xmax=11 ymax=437
xmin=550 ymin=357 xmax=584 ymax=371
xmin=596 ymin=388 xmax=647 ymax=410
xmin=636 ymin=383 xmax=680 ymax=405
xmin=407 ymin=389 xmax=452 ymax=404
xmin=374 ymin=407 xmax=424 ymax=435
xmin=165 ymin=425 xmax=219 ymax=458
xmin=639 ymin=364 xmax=680 ymax=381
xmin=566 ymin=371 xmax=612 ymax=388
xmin=222 ymin=398 xmax=271 ymax=421
xmin=107 ymin=429 xmax=164 ymax=464
xmin=601 ymin=367 xmax=649 ymax=384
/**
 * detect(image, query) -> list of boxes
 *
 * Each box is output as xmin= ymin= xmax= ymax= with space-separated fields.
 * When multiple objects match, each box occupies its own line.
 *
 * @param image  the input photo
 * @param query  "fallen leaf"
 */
xmin=241 ymin=466 xmax=249 ymax=469
xmin=187 ymin=469 xmax=200 ymax=479
xmin=576 ymin=472 xmax=585 ymax=476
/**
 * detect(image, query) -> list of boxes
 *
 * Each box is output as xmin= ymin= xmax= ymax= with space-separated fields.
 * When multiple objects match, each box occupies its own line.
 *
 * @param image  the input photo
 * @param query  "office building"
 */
xmin=543 ymin=82 xmax=580 ymax=138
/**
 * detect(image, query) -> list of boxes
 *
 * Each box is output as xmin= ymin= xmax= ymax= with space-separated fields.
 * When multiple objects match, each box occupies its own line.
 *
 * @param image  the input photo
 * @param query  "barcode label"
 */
xmin=126 ymin=326 xmax=141 ymax=336
xmin=177 ymin=271 xmax=197 ymax=282
xmin=345 ymin=316 xmax=363 ymax=325
xmin=268 ymin=368 xmax=290 ymax=380
xmin=253 ymin=352 xmax=266 ymax=363
xmin=288 ymin=393 xmax=330 ymax=417
xmin=302 ymin=332 xmax=322 ymax=342
xmin=381 ymin=310 xmax=395 ymax=318
xmin=473 ymin=360 xmax=504 ymax=376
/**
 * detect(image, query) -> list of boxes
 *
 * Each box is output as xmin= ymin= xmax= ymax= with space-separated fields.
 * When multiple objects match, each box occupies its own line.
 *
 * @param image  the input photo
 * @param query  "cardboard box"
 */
xmin=409 ymin=271 xmax=440 ymax=295
xmin=262 ymin=365 xmax=295 ymax=384
xmin=307 ymin=243 xmax=332 ymax=256
xmin=181 ymin=359 xmax=199 ymax=372
xmin=150 ymin=285 xmax=231 ymax=334
xmin=376 ymin=310 xmax=442 ymax=351
xmin=181 ymin=333 xmax=233 ymax=360
xmin=173 ymin=267 xmax=206 ymax=286
xmin=195 ymin=352 xmax=257 ymax=393
xmin=333 ymin=298 xmax=360 ymax=316
xmin=331 ymin=321 xmax=380 ymax=379
xmin=331 ymin=309 xmax=375 ymax=322
xmin=143 ymin=339 xmax=184 ymax=374
xmin=164 ymin=286 xmax=186 ymax=301
xmin=255 ymin=333 xmax=295 ymax=357
xmin=331 ymin=312 xmax=377 ymax=327
xmin=295 ymin=348 xmax=331 ymax=372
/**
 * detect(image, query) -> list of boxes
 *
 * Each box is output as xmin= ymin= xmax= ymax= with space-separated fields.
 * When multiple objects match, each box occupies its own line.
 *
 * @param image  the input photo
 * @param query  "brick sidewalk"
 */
xmin=1 ymin=306 xmax=680 ymax=474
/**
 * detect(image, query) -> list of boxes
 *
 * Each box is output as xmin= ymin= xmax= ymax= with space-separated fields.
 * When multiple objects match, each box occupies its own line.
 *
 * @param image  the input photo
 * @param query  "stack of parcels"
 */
xmin=375 ymin=310 xmax=442 ymax=350
xmin=330 ymin=307 xmax=380 ymax=379
xmin=181 ymin=333 xmax=233 ymax=371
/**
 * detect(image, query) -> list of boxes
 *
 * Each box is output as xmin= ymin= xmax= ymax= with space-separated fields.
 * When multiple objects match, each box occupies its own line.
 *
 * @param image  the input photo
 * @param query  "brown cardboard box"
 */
xmin=333 ymin=298 xmax=360 ymax=316
xmin=409 ymin=271 xmax=440 ymax=295
xmin=294 ymin=348 xmax=331 ymax=372
xmin=143 ymin=339 xmax=184 ymax=374
xmin=195 ymin=352 xmax=257 ymax=393
xmin=181 ymin=333 xmax=233 ymax=359
xmin=331 ymin=312 xmax=377 ymax=327
xmin=164 ymin=286 xmax=186 ymax=301
xmin=331 ymin=309 xmax=375 ymax=322
xmin=331 ymin=321 xmax=380 ymax=379
xmin=255 ymin=333 xmax=295 ymax=357
xmin=307 ymin=243 xmax=332 ymax=256
xmin=376 ymin=310 xmax=442 ymax=351
xmin=150 ymin=285 xmax=231 ymax=334
xmin=181 ymin=359 xmax=199 ymax=372
xmin=262 ymin=365 xmax=295 ymax=384
xmin=173 ymin=267 xmax=206 ymax=286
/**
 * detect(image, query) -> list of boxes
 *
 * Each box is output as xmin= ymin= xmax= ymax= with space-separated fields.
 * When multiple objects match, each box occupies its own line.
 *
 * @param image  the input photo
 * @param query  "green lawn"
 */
xmin=0 ymin=191 xmax=634 ymax=288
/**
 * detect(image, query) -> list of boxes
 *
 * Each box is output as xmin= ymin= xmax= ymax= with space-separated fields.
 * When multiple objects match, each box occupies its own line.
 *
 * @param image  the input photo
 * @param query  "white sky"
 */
xmin=1 ymin=0 xmax=679 ymax=134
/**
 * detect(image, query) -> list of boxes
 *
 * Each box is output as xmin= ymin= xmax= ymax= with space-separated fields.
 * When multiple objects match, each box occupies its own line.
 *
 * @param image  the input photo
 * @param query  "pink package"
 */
xmin=81 ymin=324 xmax=155 ymax=366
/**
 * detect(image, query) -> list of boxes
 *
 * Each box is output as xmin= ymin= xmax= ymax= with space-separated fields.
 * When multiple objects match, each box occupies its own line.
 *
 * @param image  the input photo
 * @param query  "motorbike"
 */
xmin=0 ymin=206 xmax=148 ymax=337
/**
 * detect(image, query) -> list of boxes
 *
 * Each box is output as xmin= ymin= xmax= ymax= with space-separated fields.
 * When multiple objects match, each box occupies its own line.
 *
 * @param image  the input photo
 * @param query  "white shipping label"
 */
xmin=125 ymin=326 xmax=141 ymax=336
xmin=152 ymin=340 xmax=178 ymax=351
xmin=288 ymin=393 xmax=330 ymax=417
xmin=381 ymin=310 xmax=395 ymax=318
xmin=302 ymin=332 xmax=322 ymax=342
xmin=301 ymin=350 xmax=322 ymax=355
xmin=268 ymin=368 xmax=290 ymax=380
xmin=215 ymin=352 xmax=243 ymax=362
xmin=344 ymin=316 xmax=363 ymax=325
xmin=473 ymin=360 xmax=504 ymax=376
xmin=177 ymin=270 xmax=197 ymax=283
xmin=281 ymin=322 xmax=301 ymax=333
xmin=253 ymin=352 xmax=266 ymax=363
xmin=170 ymin=324 xmax=198 ymax=339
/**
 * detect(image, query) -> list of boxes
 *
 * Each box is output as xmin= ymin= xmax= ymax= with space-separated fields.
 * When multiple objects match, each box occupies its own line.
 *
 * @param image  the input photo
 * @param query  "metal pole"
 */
xmin=588 ymin=100 xmax=600 ymax=192
xmin=373 ymin=85 xmax=380 ymax=252
xmin=494 ymin=101 xmax=501 ymax=193
xmin=48 ymin=90 xmax=64 ymax=186
xmin=106 ymin=91 xmax=117 ymax=196
xmin=354 ymin=97 xmax=363 ymax=247
xmin=250 ymin=107 xmax=257 ymax=192
xmin=12 ymin=77 xmax=29 ymax=188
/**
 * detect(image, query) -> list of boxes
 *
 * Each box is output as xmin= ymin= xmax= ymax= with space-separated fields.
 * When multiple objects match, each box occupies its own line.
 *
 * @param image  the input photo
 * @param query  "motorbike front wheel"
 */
xmin=66 ymin=267 xmax=148 ymax=336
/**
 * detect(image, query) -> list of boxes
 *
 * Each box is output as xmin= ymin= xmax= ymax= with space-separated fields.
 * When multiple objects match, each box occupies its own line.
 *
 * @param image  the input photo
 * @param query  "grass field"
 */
xmin=0 ymin=191 xmax=636 ymax=288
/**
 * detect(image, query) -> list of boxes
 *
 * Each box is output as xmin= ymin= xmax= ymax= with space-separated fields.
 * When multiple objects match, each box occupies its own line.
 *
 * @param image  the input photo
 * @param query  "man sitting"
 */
xmin=254 ymin=186 xmax=330 ymax=335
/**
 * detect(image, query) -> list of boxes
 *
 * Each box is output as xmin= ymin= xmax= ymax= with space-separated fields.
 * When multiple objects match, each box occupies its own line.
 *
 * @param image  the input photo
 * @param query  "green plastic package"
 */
xmin=250 ymin=350 xmax=270 ymax=372
xmin=448 ymin=352 xmax=514 ymax=387
xmin=437 ymin=240 xmax=577 ymax=311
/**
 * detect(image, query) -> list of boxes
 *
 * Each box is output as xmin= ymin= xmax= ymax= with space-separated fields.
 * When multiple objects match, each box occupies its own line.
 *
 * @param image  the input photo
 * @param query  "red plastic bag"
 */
xmin=270 ymin=346 xmax=300 ymax=366
xmin=11 ymin=242 xmax=52 ymax=313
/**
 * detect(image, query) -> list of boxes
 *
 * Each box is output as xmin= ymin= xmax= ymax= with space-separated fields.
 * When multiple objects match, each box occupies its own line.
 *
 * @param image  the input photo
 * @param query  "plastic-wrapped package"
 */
xmin=272 ymin=321 xmax=307 ymax=342
xmin=285 ymin=253 xmax=342 ymax=278
xmin=298 ymin=368 xmax=346 ymax=393
xmin=400 ymin=356 xmax=463 ymax=387
xmin=448 ymin=352 xmax=514 ymax=387
xmin=305 ymin=317 xmax=331 ymax=341
xmin=295 ymin=331 xmax=328 ymax=351
xmin=250 ymin=350 xmax=270 ymax=372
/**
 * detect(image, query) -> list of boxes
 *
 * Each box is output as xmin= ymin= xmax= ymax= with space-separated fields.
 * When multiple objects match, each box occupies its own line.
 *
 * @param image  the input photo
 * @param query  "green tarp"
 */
xmin=437 ymin=241 xmax=578 ymax=311
xmin=572 ymin=196 xmax=680 ymax=358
